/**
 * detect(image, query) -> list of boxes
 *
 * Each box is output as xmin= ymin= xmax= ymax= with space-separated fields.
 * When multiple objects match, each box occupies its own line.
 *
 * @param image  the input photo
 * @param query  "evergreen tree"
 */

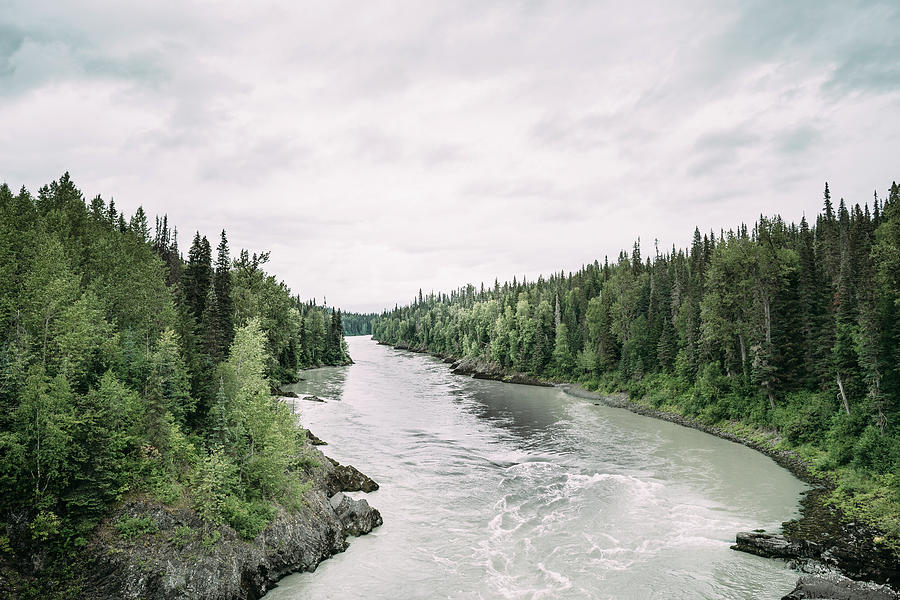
xmin=214 ymin=230 xmax=234 ymax=356
xmin=183 ymin=233 xmax=213 ymax=321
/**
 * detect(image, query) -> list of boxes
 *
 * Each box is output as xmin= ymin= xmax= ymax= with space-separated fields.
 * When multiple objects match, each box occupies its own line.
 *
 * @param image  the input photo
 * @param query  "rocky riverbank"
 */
xmin=556 ymin=383 xmax=899 ymax=598
xmin=381 ymin=340 xmax=899 ymax=597
xmin=78 ymin=440 xmax=380 ymax=600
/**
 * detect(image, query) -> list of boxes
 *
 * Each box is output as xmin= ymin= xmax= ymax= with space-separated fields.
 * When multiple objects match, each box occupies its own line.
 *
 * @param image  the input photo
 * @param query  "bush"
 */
xmin=773 ymin=390 xmax=834 ymax=445
xmin=221 ymin=497 xmax=276 ymax=540
xmin=193 ymin=448 xmax=237 ymax=523
xmin=115 ymin=516 xmax=157 ymax=540
xmin=31 ymin=510 xmax=62 ymax=542
xmin=201 ymin=530 xmax=220 ymax=551
xmin=825 ymin=409 xmax=868 ymax=467
xmin=170 ymin=525 xmax=194 ymax=549
xmin=852 ymin=426 xmax=897 ymax=474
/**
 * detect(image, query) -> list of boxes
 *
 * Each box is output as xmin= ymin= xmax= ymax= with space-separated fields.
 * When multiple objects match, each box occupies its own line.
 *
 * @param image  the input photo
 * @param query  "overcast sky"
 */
xmin=2 ymin=1 xmax=899 ymax=312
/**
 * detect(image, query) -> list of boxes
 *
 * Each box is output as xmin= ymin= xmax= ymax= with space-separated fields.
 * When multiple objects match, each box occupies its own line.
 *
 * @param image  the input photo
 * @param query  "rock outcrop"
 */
xmin=782 ymin=574 xmax=899 ymax=600
xmin=449 ymin=357 xmax=552 ymax=387
xmin=732 ymin=531 xmax=819 ymax=560
xmin=325 ymin=458 xmax=380 ymax=495
xmin=304 ymin=428 xmax=327 ymax=445
xmin=329 ymin=493 xmax=381 ymax=537
xmin=81 ymin=445 xmax=380 ymax=600
xmin=733 ymin=505 xmax=900 ymax=586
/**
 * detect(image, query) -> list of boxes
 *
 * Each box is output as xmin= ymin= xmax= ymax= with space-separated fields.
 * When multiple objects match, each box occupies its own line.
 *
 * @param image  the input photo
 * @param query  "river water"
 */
xmin=267 ymin=336 xmax=806 ymax=599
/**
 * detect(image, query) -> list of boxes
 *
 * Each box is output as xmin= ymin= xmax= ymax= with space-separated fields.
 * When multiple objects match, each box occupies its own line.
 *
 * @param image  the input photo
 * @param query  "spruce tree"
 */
xmin=183 ymin=233 xmax=213 ymax=321
xmin=214 ymin=230 xmax=234 ymax=356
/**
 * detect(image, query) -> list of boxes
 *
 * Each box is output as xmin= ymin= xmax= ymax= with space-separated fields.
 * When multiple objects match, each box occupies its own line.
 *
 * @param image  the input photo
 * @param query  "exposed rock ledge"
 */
xmin=450 ymin=357 xmax=552 ymax=387
xmin=782 ymin=573 xmax=899 ymax=600
xmin=325 ymin=457 xmax=379 ymax=494
xmin=733 ymin=531 xmax=899 ymax=596
xmin=381 ymin=340 xmax=553 ymax=387
xmin=81 ymin=445 xmax=381 ymax=600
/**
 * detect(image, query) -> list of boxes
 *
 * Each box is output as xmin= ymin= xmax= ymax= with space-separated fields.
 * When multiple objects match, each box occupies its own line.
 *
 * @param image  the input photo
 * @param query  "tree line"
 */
xmin=341 ymin=312 xmax=378 ymax=336
xmin=373 ymin=182 xmax=900 ymax=552
xmin=0 ymin=173 xmax=350 ymax=575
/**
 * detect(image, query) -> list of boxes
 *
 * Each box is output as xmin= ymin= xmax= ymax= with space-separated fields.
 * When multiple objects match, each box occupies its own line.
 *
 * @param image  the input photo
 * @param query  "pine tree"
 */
xmin=129 ymin=206 xmax=150 ymax=242
xmin=183 ymin=233 xmax=213 ymax=321
xmin=213 ymin=230 xmax=234 ymax=357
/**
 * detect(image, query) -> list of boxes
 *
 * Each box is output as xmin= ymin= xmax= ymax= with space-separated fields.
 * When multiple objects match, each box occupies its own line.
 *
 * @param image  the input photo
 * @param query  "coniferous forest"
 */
xmin=341 ymin=312 xmax=378 ymax=336
xmin=0 ymin=174 xmax=350 ymax=587
xmin=373 ymin=182 xmax=900 ymax=554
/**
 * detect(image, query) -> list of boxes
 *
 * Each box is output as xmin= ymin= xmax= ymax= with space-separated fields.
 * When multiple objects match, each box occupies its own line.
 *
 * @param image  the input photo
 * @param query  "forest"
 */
xmin=0 ymin=173 xmax=350 ymax=585
xmin=373 ymin=182 xmax=900 ymax=554
xmin=341 ymin=312 xmax=378 ymax=336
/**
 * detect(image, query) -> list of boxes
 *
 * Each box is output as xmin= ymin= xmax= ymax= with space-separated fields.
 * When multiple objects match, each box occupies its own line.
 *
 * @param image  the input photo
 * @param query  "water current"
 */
xmin=266 ymin=336 xmax=806 ymax=599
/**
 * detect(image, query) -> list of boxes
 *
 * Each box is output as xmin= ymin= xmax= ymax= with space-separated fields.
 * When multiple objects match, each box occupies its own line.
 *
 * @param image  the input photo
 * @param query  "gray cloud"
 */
xmin=0 ymin=24 xmax=25 ymax=76
xmin=776 ymin=125 xmax=823 ymax=155
xmin=1 ymin=0 xmax=899 ymax=313
xmin=825 ymin=40 xmax=900 ymax=95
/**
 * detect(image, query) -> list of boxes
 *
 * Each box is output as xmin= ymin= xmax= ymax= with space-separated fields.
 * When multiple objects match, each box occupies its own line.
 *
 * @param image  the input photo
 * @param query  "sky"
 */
xmin=2 ymin=1 xmax=899 ymax=313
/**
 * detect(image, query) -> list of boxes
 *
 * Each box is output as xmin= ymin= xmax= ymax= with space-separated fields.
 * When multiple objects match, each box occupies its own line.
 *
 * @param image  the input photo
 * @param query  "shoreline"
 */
xmin=380 ymin=339 xmax=899 ymax=597
xmin=67 ymin=442 xmax=381 ymax=600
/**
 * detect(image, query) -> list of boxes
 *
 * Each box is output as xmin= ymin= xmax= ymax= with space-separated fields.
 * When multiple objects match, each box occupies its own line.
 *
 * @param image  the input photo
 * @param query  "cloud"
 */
xmin=1 ymin=0 xmax=899 ymax=313
xmin=776 ymin=124 xmax=822 ymax=155
xmin=0 ymin=24 xmax=25 ymax=76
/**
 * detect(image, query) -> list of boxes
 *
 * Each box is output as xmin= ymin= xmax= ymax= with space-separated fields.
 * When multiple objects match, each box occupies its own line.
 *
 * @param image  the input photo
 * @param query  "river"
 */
xmin=267 ymin=336 xmax=806 ymax=599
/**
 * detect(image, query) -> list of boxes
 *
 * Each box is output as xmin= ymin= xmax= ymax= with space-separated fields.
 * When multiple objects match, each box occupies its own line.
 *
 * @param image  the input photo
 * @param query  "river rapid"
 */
xmin=267 ymin=336 xmax=807 ymax=599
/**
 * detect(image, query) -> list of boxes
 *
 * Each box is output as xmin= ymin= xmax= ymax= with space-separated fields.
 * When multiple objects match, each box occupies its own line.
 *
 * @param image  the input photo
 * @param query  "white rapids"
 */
xmin=264 ymin=336 xmax=807 ymax=600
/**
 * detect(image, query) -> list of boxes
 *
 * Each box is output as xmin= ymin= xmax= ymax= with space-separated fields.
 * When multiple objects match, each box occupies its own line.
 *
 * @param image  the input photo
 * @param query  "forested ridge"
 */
xmin=373 ymin=182 xmax=900 ymax=554
xmin=0 ymin=173 xmax=349 ymax=593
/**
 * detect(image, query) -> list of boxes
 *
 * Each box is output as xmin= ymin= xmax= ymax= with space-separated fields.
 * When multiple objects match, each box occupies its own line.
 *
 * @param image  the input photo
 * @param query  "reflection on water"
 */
xmin=269 ymin=337 xmax=806 ymax=600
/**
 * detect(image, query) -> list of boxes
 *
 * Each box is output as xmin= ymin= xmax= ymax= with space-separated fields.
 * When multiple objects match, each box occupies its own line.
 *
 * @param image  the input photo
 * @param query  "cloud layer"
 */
xmin=2 ymin=0 xmax=899 ymax=312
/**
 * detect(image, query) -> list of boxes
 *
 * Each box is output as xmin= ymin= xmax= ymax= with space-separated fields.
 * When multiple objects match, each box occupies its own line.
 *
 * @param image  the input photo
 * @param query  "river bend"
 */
xmin=267 ymin=336 xmax=806 ymax=599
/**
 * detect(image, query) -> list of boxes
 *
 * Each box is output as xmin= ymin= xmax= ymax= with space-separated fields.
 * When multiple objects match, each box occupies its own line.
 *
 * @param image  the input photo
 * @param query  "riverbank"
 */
xmin=1 ymin=440 xmax=381 ymax=600
xmin=380 ymin=340 xmax=898 ymax=597
xmin=384 ymin=340 xmax=550 ymax=387
xmin=557 ymin=383 xmax=899 ymax=593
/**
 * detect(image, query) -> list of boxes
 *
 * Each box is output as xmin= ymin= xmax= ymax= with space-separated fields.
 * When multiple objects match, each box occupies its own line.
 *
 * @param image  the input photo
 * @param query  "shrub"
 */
xmin=115 ymin=516 xmax=157 ymax=540
xmin=193 ymin=448 xmax=237 ymax=523
xmin=774 ymin=390 xmax=834 ymax=445
xmin=31 ymin=510 xmax=62 ymax=542
xmin=171 ymin=525 xmax=194 ymax=549
xmin=852 ymin=426 xmax=897 ymax=474
xmin=201 ymin=530 xmax=220 ymax=551
xmin=825 ymin=410 xmax=868 ymax=467
xmin=221 ymin=496 xmax=276 ymax=540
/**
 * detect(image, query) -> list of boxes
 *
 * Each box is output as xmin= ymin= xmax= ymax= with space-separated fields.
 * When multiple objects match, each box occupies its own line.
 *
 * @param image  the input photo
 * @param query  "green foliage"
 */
xmin=193 ymin=448 xmax=236 ymax=523
xmin=201 ymin=530 xmax=221 ymax=551
xmin=13 ymin=368 xmax=74 ymax=511
xmin=342 ymin=312 xmax=377 ymax=336
xmin=0 ymin=173 xmax=331 ymax=579
xmin=0 ymin=533 xmax=11 ymax=555
xmin=552 ymin=323 xmax=574 ymax=375
xmin=852 ymin=425 xmax=899 ymax=474
xmin=575 ymin=345 xmax=598 ymax=375
xmin=221 ymin=497 xmax=276 ymax=540
xmin=772 ymin=390 xmax=835 ymax=446
xmin=114 ymin=516 xmax=158 ymax=540
xmin=170 ymin=525 xmax=194 ymax=549
xmin=372 ymin=180 xmax=900 ymax=554
xmin=31 ymin=510 xmax=62 ymax=541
